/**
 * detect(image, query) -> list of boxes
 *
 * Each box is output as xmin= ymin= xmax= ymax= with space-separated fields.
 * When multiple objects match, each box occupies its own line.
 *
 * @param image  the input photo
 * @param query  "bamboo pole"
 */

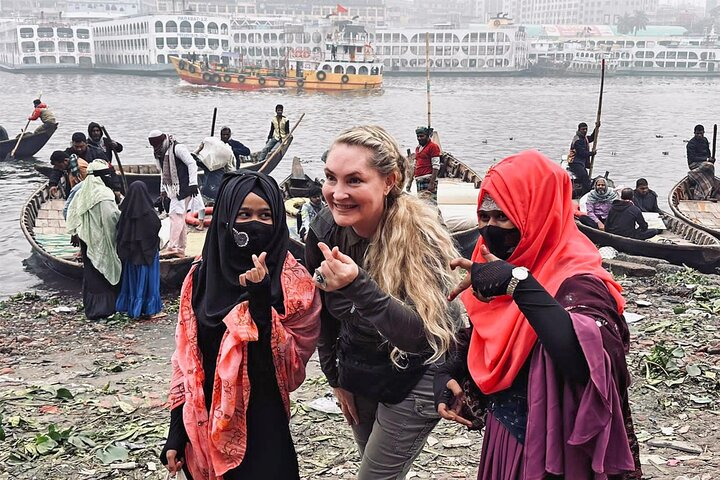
xmin=588 ymin=59 xmax=605 ymax=178
xmin=712 ymin=124 xmax=717 ymax=160
xmin=425 ymin=32 xmax=432 ymax=130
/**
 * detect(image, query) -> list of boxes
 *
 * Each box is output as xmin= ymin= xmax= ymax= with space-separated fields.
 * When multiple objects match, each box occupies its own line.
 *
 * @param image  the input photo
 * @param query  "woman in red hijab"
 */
xmin=434 ymin=151 xmax=642 ymax=480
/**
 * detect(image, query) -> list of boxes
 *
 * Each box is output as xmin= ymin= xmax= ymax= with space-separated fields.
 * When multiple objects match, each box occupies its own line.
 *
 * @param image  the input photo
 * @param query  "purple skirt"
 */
xmin=477 ymin=413 xmax=524 ymax=480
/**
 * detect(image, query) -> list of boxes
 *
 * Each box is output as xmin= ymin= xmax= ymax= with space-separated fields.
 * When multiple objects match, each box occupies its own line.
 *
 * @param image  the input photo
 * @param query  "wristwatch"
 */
xmin=506 ymin=267 xmax=529 ymax=296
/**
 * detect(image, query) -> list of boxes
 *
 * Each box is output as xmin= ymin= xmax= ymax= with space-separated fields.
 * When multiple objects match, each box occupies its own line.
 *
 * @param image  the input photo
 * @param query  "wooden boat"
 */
xmin=669 ymin=175 xmax=720 ymax=239
xmin=278 ymin=153 xmax=482 ymax=262
xmin=576 ymin=211 xmax=720 ymax=273
xmin=35 ymin=135 xmax=292 ymax=194
xmin=20 ymin=183 xmax=198 ymax=289
xmin=0 ymin=123 xmax=58 ymax=160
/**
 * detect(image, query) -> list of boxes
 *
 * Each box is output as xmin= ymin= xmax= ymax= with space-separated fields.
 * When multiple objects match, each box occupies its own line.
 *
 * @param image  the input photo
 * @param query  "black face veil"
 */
xmin=191 ymin=170 xmax=289 ymax=328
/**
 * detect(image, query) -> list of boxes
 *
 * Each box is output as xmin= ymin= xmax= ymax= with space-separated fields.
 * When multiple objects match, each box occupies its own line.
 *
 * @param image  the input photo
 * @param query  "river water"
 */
xmin=1 ymin=71 xmax=718 ymax=296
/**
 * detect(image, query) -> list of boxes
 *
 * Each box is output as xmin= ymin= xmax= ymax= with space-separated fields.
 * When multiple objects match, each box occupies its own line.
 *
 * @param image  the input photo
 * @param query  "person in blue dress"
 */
xmin=115 ymin=182 xmax=164 ymax=319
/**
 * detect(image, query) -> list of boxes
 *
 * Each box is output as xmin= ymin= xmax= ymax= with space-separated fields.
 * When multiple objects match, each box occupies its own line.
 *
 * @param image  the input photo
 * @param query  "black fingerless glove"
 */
xmin=433 ymin=327 xmax=471 ymax=410
xmin=470 ymin=261 xmax=514 ymax=298
xmin=160 ymin=405 xmax=187 ymax=465
xmin=187 ymin=185 xmax=199 ymax=197
xmin=247 ymin=276 xmax=272 ymax=327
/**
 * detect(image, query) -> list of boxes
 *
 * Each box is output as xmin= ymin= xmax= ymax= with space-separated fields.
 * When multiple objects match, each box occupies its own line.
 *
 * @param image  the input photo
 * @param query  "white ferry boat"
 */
xmin=0 ymin=19 xmax=95 ymax=72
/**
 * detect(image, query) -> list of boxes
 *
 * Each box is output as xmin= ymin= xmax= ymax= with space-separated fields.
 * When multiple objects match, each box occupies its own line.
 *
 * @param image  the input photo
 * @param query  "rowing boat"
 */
xmin=576 ymin=210 xmax=720 ymax=273
xmin=669 ymin=175 xmax=720 ymax=239
xmin=34 ymin=135 xmax=292 ymax=194
xmin=0 ymin=123 xmax=58 ymax=160
xmin=278 ymin=153 xmax=483 ymax=262
xmin=20 ymin=183 xmax=199 ymax=289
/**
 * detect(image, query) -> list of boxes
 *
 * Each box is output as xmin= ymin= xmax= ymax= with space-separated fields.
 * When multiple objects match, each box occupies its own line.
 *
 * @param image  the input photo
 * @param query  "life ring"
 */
xmin=341 ymin=74 xmax=349 ymax=84
xmin=284 ymin=198 xmax=307 ymax=217
xmin=223 ymin=74 xmax=232 ymax=83
xmin=278 ymin=78 xmax=286 ymax=87
xmin=296 ymin=78 xmax=305 ymax=87
xmin=258 ymin=76 xmax=266 ymax=85
xmin=210 ymin=73 xmax=220 ymax=83
xmin=316 ymin=70 xmax=326 ymax=81
xmin=493 ymin=19 xmax=501 ymax=27
xmin=178 ymin=59 xmax=187 ymax=70
xmin=185 ymin=207 xmax=213 ymax=227
xmin=237 ymin=74 xmax=246 ymax=83
xmin=188 ymin=64 xmax=196 ymax=74
xmin=303 ymin=50 xmax=310 ymax=58
xmin=202 ymin=72 xmax=211 ymax=81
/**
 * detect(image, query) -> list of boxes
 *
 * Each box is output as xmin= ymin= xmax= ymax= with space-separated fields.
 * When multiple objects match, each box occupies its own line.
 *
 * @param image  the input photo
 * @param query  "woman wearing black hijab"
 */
xmin=161 ymin=170 xmax=321 ymax=480
xmin=115 ymin=182 xmax=163 ymax=319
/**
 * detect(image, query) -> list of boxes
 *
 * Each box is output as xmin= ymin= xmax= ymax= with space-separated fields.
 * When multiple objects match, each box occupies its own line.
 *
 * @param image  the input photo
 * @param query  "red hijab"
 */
xmin=463 ymin=150 xmax=624 ymax=394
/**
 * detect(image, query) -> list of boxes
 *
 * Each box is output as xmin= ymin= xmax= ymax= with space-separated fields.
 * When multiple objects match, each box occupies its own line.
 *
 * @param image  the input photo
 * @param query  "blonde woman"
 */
xmin=305 ymin=125 xmax=462 ymax=479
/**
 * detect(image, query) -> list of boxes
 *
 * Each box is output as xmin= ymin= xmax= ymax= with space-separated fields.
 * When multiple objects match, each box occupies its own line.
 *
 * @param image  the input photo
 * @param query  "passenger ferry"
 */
xmin=169 ymin=21 xmax=383 ymax=91
xmin=0 ymin=19 xmax=95 ymax=72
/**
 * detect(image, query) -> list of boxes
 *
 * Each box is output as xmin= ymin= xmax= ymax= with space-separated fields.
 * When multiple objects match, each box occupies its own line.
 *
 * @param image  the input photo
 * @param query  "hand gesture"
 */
xmin=187 ymin=185 xmax=199 ymax=198
xmin=429 ymin=179 xmax=437 ymax=191
xmin=333 ymin=387 xmax=359 ymax=425
xmin=239 ymin=253 xmax=268 ymax=287
xmin=164 ymin=449 xmax=184 ymax=474
xmin=313 ymin=242 xmax=359 ymax=291
xmin=448 ymin=245 xmax=502 ymax=302
xmin=437 ymin=379 xmax=472 ymax=427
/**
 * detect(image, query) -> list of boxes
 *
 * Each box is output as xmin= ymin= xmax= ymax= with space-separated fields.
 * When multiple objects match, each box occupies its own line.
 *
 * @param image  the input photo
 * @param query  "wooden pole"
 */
xmin=7 ymin=92 xmax=42 ymax=160
xmin=425 ymin=32 xmax=432 ymax=130
xmin=588 ymin=58 xmax=605 ymax=178
xmin=210 ymin=107 xmax=218 ymax=137
xmin=712 ymin=124 xmax=717 ymax=160
xmin=259 ymin=113 xmax=305 ymax=173
xmin=101 ymin=126 xmax=129 ymax=194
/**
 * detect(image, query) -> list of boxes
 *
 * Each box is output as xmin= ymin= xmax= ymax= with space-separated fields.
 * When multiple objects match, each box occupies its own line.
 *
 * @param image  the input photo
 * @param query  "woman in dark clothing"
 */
xmin=434 ymin=150 xmax=642 ymax=480
xmin=161 ymin=171 xmax=320 ymax=479
xmin=115 ymin=182 xmax=163 ymax=319
xmin=305 ymin=126 xmax=462 ymax=479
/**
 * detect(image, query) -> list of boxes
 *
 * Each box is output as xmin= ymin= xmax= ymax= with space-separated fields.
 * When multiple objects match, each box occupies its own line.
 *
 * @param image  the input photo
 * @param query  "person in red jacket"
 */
xmin=412 ymin=126 xmax=441 ymax=203
xmin=28 ymin=99 xmax=57 ymax=135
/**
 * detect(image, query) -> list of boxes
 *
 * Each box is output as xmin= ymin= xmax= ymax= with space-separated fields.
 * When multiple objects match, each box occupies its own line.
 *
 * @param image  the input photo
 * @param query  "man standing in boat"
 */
xmin=27 ymin=99 xmax=57 ymax=135
xmin=220 ymin=126 xmax=251 ymax=168
xmin=148 ymin=130 xmax=199 ymax=258
xmin=256 ymin=104 xmax=289 ymax=163
xmin=412 ymin=126 xmax=441 ymax=203
xmin=568 ymin=122 xmax=597 ymax=196
xmin=87 ymin=122 xmax=123 ymax=165
xmin=686 ymin=124 xmax=714 ymax=169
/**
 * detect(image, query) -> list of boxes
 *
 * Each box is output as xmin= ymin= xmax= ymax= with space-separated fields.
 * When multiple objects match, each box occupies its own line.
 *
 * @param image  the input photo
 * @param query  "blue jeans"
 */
xmin=257 ymin=137 xmax=281 ymax=162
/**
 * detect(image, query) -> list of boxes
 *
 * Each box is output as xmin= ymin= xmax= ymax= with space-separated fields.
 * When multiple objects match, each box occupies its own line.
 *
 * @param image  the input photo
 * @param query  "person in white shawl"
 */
xmin=66 ymin=160 xmax=122 ymax=319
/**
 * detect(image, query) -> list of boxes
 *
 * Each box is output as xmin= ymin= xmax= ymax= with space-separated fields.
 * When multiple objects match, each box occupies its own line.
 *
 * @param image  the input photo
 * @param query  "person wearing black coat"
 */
xmin=88 ymin=122 xmax=123 ymax=164
xmin=687 ymin=124 xmax=714 ymax=168
xmin=606 ymin=188 xmax=660 ymax=240
xmin=632 ymin=178 xmax=660 ymax=213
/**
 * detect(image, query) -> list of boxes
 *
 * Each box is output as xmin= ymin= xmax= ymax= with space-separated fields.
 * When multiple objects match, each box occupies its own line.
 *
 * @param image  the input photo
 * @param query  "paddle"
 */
xmin=210 ymin=107 xmax=217 ymax=137
xmin=6 ymin=93 xmax=42 ymax=161
xmin=712 ymin=124 xmax=717 ymax=160
xmin=259 ymin=113 xmax=305 ymax=173
xmin=588 ymin=58 xmax=605 ymax=178
xmin=100 ymin=125 xmax=129 ymax=194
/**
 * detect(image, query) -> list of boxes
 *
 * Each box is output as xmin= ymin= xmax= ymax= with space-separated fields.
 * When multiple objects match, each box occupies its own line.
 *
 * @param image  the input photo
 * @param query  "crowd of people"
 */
xmin=42 ymin=107 xmax=720 ymax=479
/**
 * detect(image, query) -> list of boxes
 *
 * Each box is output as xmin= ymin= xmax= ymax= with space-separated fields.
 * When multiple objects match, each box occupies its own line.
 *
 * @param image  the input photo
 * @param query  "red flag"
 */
xmin=336 ymin=3 xmax=348 ymax=14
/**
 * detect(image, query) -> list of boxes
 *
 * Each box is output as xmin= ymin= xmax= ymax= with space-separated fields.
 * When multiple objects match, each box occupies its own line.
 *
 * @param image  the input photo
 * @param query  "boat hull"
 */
xmin=669 ymin=175 xmax=720 ymax=239
xmin=0 ymin=123 xmax=58 ymax=160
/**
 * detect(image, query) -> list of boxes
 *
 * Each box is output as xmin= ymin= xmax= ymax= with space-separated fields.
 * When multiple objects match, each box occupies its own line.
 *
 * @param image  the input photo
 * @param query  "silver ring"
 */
xmin=313 ymin=269 xmax=327 ymax=287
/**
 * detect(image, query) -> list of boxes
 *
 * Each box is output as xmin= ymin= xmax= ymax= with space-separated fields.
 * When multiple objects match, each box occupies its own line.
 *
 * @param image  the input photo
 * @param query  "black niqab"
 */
xmin=116 ymin=182 xmax=161 ymax=265
xmin=192 ymin=170 xmax=289 ymax=328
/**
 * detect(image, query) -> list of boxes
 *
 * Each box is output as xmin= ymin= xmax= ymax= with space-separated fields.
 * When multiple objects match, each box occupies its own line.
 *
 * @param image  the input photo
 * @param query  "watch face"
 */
xmin=513 ymin=267 xmax=529 ymax=280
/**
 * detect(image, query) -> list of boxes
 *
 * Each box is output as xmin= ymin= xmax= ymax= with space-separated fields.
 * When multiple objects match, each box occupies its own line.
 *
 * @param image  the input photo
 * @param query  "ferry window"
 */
xmin=208 ymin=22 xmax=218 ymax=34
xmin=221 ymin=40 xmax=228 ymax=49
xmin=210 ymin=55 xmax=219 ymax=63
xmin=401 ymin=35 xmax=408 ymax=43
xmin=180 ymin=21 xmax=191 ymax=33
xmin=666 ymin=51 xmax=676 ymax=59
xmin=155 ymin=21 xmax=163 ymax=33
xmin=195 ymin=38 xmax=206 ymax=48
xmin=40 ymin=56 xmax=56 ymax=64
xmin=181 ymin=37 xmax=192 ymax=49
xmin=347 ymin=66 xmax=356 ymax=74
xmin=39 ymin=41 xmax=54 ymax=52
xmin=677 ymin=62 xmax=686 ymax=68
xmin=59 ymin=41 xmax=75 ymax=52
xmin=689 ymin=52 xmax=698 ymax=59
xmin=194 ymin=22 xmax=204 ymax=34
xmin=678 ymin=52 xmax=687 ymax=59
xmin=79 ymin=57 xmax=92 ymax=66
xmin=167 ymin=37 xmax=178 ymax=48
xmin=20 ymin=27 xmax=34 ymax=38
xmin=156 ymin=38 xmax=164 ymax=48
xmin=166 ymin=21 xmax=177 ymax=33
xmin=23 ymin=57 xmax=37 ymax=64
xmin=634 ymin=61 xmax=643 ymax=67
xmin=157 ymin=54 xmax=166 ymax=63
xmin=383 ymin=59 xmax=392 ymax=67
xmin=79 ymin=42 xmax=91 ymax=53
xmin=271 ymin=33 xmax=278 ymax=42
xmin=57 ymin=27 xmax=73 ymax=38
xmin=479 ymin=33 xmax=486 ymax=42
xmin=470 ymin=46 xmax=477 ymax=55
xmin=263 ymin=33 xmax=270 ymax=43
xmin=392 ymin=34 xmax=399 ymax=42
xmin=37 ymin=27 xmax=53 ymax=38
xmin=77 ymin=28 xmax=89 ymax=39
xmin=60 ymin=56 xmax=76 ymax=64
xmin=461 ymin=59 xmax=468 ymax=67
xmin=322 ymin=64 xmax=332 ymax=71
xmin=221 ymin=24 xmax=228 ymax=35
xmin=487 ymin=59 xmax=494 ymax=67
xmin=198 ymin=4 xmax=207 ymax=12
xmin=21 ymin=41 xmax=35 ymax=53
xmin=359 ymin=66 xmax=368 ymax=74
xmin=312 ymin=31 xmax=321 ymax=43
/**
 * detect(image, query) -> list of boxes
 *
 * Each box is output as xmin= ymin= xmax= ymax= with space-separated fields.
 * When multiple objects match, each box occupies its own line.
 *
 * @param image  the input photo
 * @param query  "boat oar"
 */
xmin=588 ymin=58 xmax=606 ymax=178
xmin=713 ymin=124 xmax=717 ymax=160
xmin=100 ymin=125 xmax=129 ymax=194
xmin=259 ymin=113 xmax=305 ymax=173
xmin=5 ymin=119 xmax=31 ymax=161
xmin=210 ymin=107 xmax=217 ymax=137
